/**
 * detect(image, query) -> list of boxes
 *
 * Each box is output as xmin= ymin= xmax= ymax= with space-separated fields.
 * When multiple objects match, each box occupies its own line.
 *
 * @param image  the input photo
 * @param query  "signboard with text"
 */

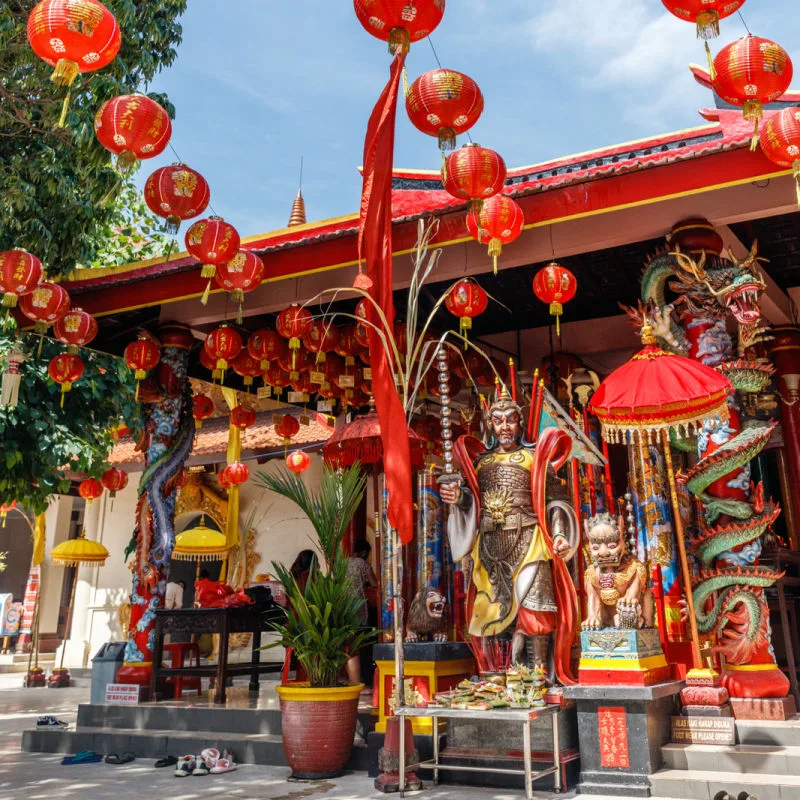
xmin=671 ymin=715 xmax=735 ymax=745
xmin=598 ymin=706 xmax=629 ymax=768
xmin=105 ymin=684 xmax=141 ymax=705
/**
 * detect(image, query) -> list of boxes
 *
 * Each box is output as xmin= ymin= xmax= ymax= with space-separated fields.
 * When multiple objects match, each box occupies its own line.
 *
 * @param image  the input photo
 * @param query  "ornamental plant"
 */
xmin=254 ymin=463 xmax=374 ymax=688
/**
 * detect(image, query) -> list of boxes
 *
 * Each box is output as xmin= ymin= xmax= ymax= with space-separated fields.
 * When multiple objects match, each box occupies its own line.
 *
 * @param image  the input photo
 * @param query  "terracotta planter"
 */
xmin=276 ymin=682 xmax=364 ymax=778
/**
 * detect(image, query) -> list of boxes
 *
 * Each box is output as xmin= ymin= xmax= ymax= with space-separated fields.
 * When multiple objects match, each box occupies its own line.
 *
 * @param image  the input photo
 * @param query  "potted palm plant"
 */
xmin=255 ymin=462 xmax=374 ymax=779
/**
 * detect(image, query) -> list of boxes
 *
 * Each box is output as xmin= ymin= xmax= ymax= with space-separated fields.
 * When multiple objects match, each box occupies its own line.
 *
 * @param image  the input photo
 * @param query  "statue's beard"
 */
xmin=497 ymin=432 xmax=517 ymax=445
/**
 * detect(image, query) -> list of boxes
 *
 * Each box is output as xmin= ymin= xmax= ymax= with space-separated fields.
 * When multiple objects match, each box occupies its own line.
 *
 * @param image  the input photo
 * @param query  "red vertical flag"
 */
xmin=358 ymin=51 xmax=414 ymax=545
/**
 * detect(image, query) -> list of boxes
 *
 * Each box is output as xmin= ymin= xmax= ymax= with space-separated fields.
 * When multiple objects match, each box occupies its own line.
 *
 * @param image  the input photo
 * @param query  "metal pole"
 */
xmin=392 ymin=526 xmax=404 ymax=710
xmin=59 ymin=566 xmax=80 ymax=671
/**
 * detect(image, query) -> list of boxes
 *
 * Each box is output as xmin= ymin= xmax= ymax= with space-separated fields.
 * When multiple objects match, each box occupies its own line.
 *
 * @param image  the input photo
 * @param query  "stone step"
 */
xmin=663 ymin=742 xmax=800 ymax=775
xmin=649 ymin=767 xmax=800 ymax=800
xmin=736 ymin=717 xmax=800 ymax=747
xmin=22 ymin=725 xmax=370 ymax=771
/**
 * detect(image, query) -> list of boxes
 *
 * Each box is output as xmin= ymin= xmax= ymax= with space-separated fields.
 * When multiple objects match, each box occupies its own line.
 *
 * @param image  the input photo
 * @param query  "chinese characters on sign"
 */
xmin=598 ymin=706 xmax=629 ymax=768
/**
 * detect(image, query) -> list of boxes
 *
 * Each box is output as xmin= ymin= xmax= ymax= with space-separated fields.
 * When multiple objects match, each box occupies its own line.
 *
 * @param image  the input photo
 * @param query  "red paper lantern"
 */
xmin=286 ymin=449 xmax=311 ymax=474
xmin=101 ymin=467 xmax=128 ymax=498
xmin=275 ymin=414 xmax=300 ymax=446
xmin=394 ymin=321 xmax=409 ymax=363
xmin=445 ymin=279 xmax=488 ymax=344
xmin=48 ymin=352 xmax=84 ymax=406
xmin=0 ymin=250 xmax=43 ymax=308
xmin=185 ymin=217 xmax=241 ymax=282
xmin=144 ymin=163 xmax=210 ymax=234
xmin=231 ymin=351 xmax=262 ymax=388
xmin=264 ymin=364 xmax=290 ymax=398
xmin=406 ymin=69 xmax=484 ymax=151
xmin=466 ymin=194 xmax=524 ymax=275
xmin=247 ymin=329 xmax=287 ymax=371
xmin=94 ymin=93 xmax=171 ymax=172
xmin=533 ymin=262 xmax=578 ymax=336
xmin=214 ymin=250 xmax=265 ymax=323
xmin=291 ymin=372 xmax=314 ymax=399
xmin=53 ymin=307 xmax=97 ymax=353
xmin=333 ymin=324 xmax=361 ymax=366
xmin=303 ymin=319 xmax=340 ymax=363
xmin=661 ymin=1 xmax=746 ymax=38
xmin=204 ymin=324 xmax=242 ymax=375
xmin=230 ymin=404 xmax=257 ymax=431
xmin=712 ymin=35 xmax=793 ymax=148
xmin=278 ymin=347 xmax=315 ymax=380
xmin=217 ymin=467 xmax=231 ymax=489
xmin=277 ymin=305 xmax=313 ymax=372
xmin=78 ymin=477 xmax=103 ymax=504
xmin=19 ymin=281 xmax=70 ymax=333
xmin=760 ymin=107 xmax=800 ymax=205
xmin=443 ymin=143 xmax=506 ymax=212
xmin=123 ymin=334 xmax=160 ymax=401
xmin=353 ymin=0 xmax=445 ymax=54
xmin=192 ymin=393 xmax=215 ymax=430
xmin=198 ymin=347 xmax=223 ymax=383
xmin=221 ymin=460 xmax=249 ymax=487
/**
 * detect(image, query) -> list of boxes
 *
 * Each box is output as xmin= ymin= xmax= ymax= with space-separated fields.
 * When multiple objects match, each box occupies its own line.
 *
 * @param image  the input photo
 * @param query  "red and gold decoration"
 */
xmin=760 ymin=106 xmax=800 ymax=205
xmin=278 ymin=347 xmax=314 ymax=380
xmin=198 ymin=347 xmax=222 ymax=383
xmin=276 ymin=304 xmax=313 ymax=372
xmin=185 ymin=216 xmax=241 ymax=298
xmin=444 ymin=278 xmax=488 ymax=346
xmin=405 ymin=68 xmax=483 ymax=151
xmin=19 ymin=281 xmax=70 ymax=333
xmin=213 ymin=250 xmax=265 ymax=323
xmin=231 ymin=351 xmax=262 ymax=388
xmin=26 ymin=0 xmax=121 ymax=126
xmin=94 ymin=93 xmax=171 ymax=173
xmin=303 ymin=318 xmax=340 ymax=364
xmin=0 ymin=250 xmax=43 ymax=308
xmin=274 ymin=414 xmax=300 ymax=447
xmin=230 ymin=403 xmax=256 ymax=432
xmin=247 ymin=328 xmax=287 ymax=371
xmin=220 ymin=460 xmax=249 ymax=487
xmin=78 ymin=477 xmax=103 ymax=504
xmin=47 ymin=352 xmax=84 ymax=406
xmin=442 ymin=143 xmax=506 ymax=212
xmin=264 ymin=363 xmax=290 ymax=398
xmin=192 ymin=393 xmax=214 ymax=430
xmin=466 ymin=194 xmax=524 ymax=275
xmin=203 ymin=324 xmax=242 ymax=376
xmin=533 ymin=262 xmax=578 ymax=336
xmin=712 ymin=35 xmax=793 ymax=149
xmin=333 ymin=324 xmax=361 ymax=366
xmin=144 ymin=163 xmax=211 ymax=234
xmin=53 ymin=307 xmax=97 ymax=353
xmin=123 ymin=334 xmax=160 ymax=401
xmin=101 ymin=467 xmax=128 ymax=498
xmin=353 ymin=0 xmax=445 ymax=54
xmin=286 ymin=449 xmax=311 ymax=474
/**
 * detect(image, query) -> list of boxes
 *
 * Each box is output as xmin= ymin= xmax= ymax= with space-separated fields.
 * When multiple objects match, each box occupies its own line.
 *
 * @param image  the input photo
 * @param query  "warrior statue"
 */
xmin=440 ymin=385 xmax=580 ymax=685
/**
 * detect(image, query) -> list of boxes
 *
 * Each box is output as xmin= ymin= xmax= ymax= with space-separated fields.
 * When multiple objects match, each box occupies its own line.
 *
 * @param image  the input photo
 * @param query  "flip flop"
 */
xmin=155 ymin=755 xmax=178 ymax=768
xmin=61 ymin=750 xmax=102 ymax=765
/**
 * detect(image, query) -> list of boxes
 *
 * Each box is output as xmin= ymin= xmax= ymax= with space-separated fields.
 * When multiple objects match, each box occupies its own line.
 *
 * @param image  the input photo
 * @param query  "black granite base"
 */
xmin=562 ymin=680 xmax=683 ymax=798
xmin=372 ymin=641 xmax=474 ymax=661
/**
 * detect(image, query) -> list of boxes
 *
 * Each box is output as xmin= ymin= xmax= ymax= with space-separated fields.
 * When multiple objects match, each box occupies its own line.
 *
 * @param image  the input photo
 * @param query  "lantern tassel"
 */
xmin=750 ymin=117 xmax=760 ymax=152
xmin=201 ymin=280 xmax=212 ymax=306
xmin=37 ymin=334 xmax=44 ymax=358
xmin=201 ymin=264 xmax=216 ymax=279
xmin=1 ymin=369 xmax=21 ymax=410
xmin=704 ymin=42 xmax=716 ymax=81
xmin=57 ymin=91 xmax=71 ymax=129
xmin=2 ymin=293 xmax=18 ymax=308
xmin=50 ymin=59 xmax=80 ymax=87
xmin=134 ymin=381 xmax=140 ymax=403
xmin=402 ymin=65 xmax=410 ymax=97
xmin=164 ymin=216 xmax=181 ymax=235
xmin=60 ymin=386 xmax=67 ymax=408
xmin=232 ymin=289 xmax=244 ymax=325
xmin=743 ymin=100 xmax=763 ymax=152
xmin=488 ymin=238 xmax=502 ymax=276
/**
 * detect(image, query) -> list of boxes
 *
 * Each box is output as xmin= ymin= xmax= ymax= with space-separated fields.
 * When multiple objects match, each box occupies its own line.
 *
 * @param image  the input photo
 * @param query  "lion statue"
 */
xmin=582 ymin=512 xmax=654 ymax=631
xmin=405 ymin=587 xmax=448 ymax=643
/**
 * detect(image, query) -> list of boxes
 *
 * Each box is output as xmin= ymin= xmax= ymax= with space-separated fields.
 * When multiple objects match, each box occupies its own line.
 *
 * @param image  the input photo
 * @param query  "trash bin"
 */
xmin=90 ymin=642 xmax=127 ymax=704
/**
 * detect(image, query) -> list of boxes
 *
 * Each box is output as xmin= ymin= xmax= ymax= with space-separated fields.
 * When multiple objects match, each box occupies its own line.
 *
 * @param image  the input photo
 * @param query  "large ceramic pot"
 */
xmin=276 ymin=682 xmax=364 ymax=778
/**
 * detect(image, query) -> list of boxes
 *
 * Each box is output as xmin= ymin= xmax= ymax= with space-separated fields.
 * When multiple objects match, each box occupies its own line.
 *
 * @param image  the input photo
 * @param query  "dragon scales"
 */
xmin=641 ymin=220 xmax=789 ymax=699
xmin=116 ymin=324 xmax=195 ymax=687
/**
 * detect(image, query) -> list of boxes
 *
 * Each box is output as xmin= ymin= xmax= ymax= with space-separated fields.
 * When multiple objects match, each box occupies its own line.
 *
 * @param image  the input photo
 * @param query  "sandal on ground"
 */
xmin=174 ymin=755 xmax=195 ymax=777
xmin=193 ymin=749 xmax=218 ymax=776
xmin=210 ymin=757 xmax=238 ymax=774
xmin=155 ymin=755 xmax=178 ymax=768
xmin=61 ymin=750 xmax=102 ymax=765
xmin=105 ymin=752 xmax=135 ymax=765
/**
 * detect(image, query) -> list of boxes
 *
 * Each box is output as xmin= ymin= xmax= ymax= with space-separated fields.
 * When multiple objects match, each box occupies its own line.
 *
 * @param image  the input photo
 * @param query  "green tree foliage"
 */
xmin=0 ymin=0 xmax=187 ymax=275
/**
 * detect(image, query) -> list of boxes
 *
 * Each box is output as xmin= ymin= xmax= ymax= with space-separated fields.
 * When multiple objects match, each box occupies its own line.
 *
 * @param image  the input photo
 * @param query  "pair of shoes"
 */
xmin=61 ymin=750 xmax=102 ymax=765
xmin=36 ymin=715 xmax=68 ymax=728
xmin=105 ymin=752 xmax=135 ymax=765
xmin=154 ymin=755 xmax=178 ymax=768
xmin=174 ymin=749 xmax=238 ymax=777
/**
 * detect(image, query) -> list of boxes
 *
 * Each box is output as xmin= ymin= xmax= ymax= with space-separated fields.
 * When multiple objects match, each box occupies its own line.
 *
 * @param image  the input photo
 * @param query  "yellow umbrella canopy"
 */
xmin=50 ymin=531 xmax=109 ymax=567
xmin=172 ymin=518 xmax=228 ymax=562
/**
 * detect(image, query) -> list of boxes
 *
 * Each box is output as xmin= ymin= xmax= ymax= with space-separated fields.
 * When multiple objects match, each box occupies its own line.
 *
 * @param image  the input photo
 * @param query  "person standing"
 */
xmin=345 ymin=537 xmax=377 ymax=685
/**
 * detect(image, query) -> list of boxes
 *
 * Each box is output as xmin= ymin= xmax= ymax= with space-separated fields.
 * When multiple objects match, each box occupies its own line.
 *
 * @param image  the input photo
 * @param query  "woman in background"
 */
xmin=345 ymin=538 xmax=377 ymax=685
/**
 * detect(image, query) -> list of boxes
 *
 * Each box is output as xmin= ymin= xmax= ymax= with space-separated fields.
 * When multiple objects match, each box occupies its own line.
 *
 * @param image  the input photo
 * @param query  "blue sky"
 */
xmin=137 ymin=1 xmax=800 ymax=238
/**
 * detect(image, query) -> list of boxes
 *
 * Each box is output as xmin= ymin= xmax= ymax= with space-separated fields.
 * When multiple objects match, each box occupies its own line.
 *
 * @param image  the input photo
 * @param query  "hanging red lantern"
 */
xmin=466 ymin=194 xmax=524 ymax=275
xmin=712 ymin=35 xmax=793 ymax=149
xmin=217 ymin=467 xmax=231 ymax=490
xmin=445 ymin=279 xmax=488 ymax=346
xmin=265 ymin=364 xmax=291 ymax=398
xmin=123 ymin=334 xmax=160 ymax=402
xmin=291 ymin=372 xmax=314 ymax=401
xmin=53 ymin=307 xmax=97 ymax=353
xmin=204 ymin=324 xmax=242 ymax=377
xmin=533 ymin=262 xmax=578 ymax=336
xmin=48 ymin=353 xmax=84 ymax=406
xmin=27 ymin=0 xmax=121 ymax=126
xmin=198 ymin=347 xmax=223 ymax=383
xmin=230 ymin=404 xmax=257 ymax=431
xmin=286 ymin=449 xmax=311 ymax=474
xmin=406 ymin=69 xmax=484 ymax=151
xmin=220 ymin=460 xmax=249 ymax=487
xmin=185 ymin=217 xmax=241 ymax=288
xmin=278 ymin=347 xmax=315 ymax=381
xmin=0 ymin=250 xmax=43 ymax=308
xmin=661 ymin=0 xmax=745 ymax=38
xmin=453 ymin=349 xmax=485 ymax=381
xmin=192 ymin=393 xmax=215 ymax=430
xmin=78 ymin=477 xmax=103 ymax=505
xmin=353 ymin=0 xmax=445 ymax=54
xmin=275 ymin=414 xmax=300 ymax=447
xmin=760 ymin=106 xmax=800 ymax=206
xmin=443 ymin=143 xmax=506 ymax=212
xmin=333 ymin=324 xmax=362 ymax=367
xmin=247 ymin=329 xmax=287 ymax=371
xmin=276 ymin=305 xmax=313 ymax=372
xmin=213 ymin=250 xmax=265 ymax=324
xmin=303 ymin=319 xmax=340 ymax=364
xmin=19 ymin=281 xmax=70 ymax=333
xmin=144 ymin=163 xmax=211 ymax=234
xmin=94 ymin=93 xmax=171 ymax=173
xmin=101 ymin=467 xmax=128 ymax=498
xmin=231 ymin=351 xmax=262 ymax=388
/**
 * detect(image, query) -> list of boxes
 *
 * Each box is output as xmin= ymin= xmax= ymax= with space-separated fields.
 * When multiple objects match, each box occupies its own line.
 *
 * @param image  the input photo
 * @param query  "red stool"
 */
xmin=164 ymin=642 xmax=202 ymax=699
